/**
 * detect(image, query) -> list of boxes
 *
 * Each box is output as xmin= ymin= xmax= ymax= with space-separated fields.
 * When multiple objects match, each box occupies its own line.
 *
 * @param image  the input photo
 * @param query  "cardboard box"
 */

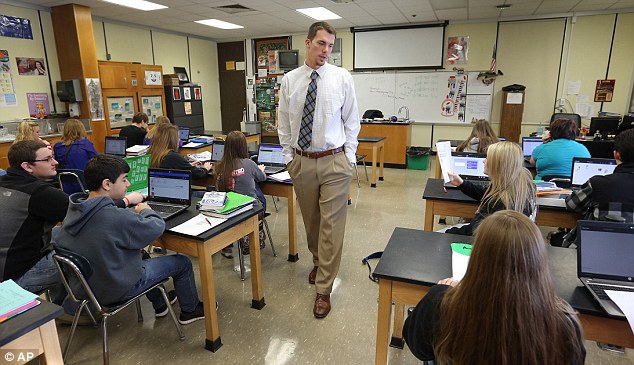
xmin=163 ymin=74 xmax=179 ymax=86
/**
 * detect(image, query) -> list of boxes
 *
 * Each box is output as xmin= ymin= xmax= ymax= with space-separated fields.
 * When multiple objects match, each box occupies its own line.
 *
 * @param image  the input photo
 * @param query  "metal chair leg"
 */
xmin=238 ymin=239 xmax=246 ymax=281
xmin=271 ymin=196 xmax=279 ymax=212
xmin=158 ymin=286 xmax=185 ymax=340
xmin=353 ymin=163 xmax=360 ymax=188
xmin=102 ymin=315 xmax=110 ymax=365
xmin=63 ymin=300 xmax=90 ymax=362
xmin=263 ymin=218 xmax=277 ymax=257
xmin=135 ymin=299 xmax=143 ymax=322
xmin=362 ymin=157 xmax=369 ymax=181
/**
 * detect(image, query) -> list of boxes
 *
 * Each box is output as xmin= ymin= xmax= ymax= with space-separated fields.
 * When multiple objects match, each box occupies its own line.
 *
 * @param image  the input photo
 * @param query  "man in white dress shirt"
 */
xmin=278 ymin=21 xmax=360 ymax=319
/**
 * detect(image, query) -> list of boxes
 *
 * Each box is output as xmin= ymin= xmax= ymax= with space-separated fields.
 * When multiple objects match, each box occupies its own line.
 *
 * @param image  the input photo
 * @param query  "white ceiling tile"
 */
xmin=435 ymin=8 xmax=468 ymax=20
xmin=431 ymin=0 xmax=468 ymax=11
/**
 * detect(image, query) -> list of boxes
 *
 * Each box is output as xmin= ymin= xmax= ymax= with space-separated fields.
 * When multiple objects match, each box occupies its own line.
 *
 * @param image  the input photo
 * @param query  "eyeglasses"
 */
xmin=30 ymin=156 xmax=55 ymax=163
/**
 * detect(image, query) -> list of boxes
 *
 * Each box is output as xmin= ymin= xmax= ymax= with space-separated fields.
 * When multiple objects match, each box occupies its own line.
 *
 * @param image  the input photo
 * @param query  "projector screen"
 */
xmin=353 ymin=24 xmax=446 ymax=70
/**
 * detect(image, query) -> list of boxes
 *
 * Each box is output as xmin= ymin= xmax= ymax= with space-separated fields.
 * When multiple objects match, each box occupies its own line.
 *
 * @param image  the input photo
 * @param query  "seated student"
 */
xmin=456 ymin=119 xmax=499 ymax=153
xmin=53 ymin=118 xmax=98 ymax=170
xmin=445 ymin=141 xmax=536 ymax=236
xmin=53 ymin=154 xmax=205 ymax=324
xmin=530 ymin=118 xmax=590 ymax=180
xmin=215 ymin=131 xmax=267 ymax=255
xmin=119 ymin=112 xmax=149 ymax=148
xmin=403 ymin=210 xmax=586 ymax=364
xmin=143 ymin=115 xmax=182 ymax=147
xmin=563 ymin=128 xmax=634 ymax=246
xmin=148 ymin=123 xmax=211 ymax=179
xmin=13 ymin=120 xmax=51 ymax=149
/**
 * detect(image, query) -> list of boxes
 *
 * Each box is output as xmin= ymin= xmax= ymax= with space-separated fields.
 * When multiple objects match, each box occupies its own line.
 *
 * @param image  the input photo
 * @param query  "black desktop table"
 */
xmin=372 ymin=227 xmax=634 ymax=365
xmin=577 ymin=138 xmax=615 ymax=159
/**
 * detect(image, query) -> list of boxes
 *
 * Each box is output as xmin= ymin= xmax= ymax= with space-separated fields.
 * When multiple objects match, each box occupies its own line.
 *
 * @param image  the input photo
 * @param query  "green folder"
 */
xmin=215 ymin=192 xmax=256 ymax=214
xmin=451 ymin=243 xmax=472 ymax=256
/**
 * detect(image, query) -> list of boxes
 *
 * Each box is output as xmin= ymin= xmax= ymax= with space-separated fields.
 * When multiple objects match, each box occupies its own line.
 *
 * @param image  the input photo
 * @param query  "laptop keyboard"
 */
xmin=588 ymin=283 xmax=634 ymax=300
xmin=147 ymin=203 xmax=181 ymax=215
xmin=264 ymin=166 xmax=285 ymax=174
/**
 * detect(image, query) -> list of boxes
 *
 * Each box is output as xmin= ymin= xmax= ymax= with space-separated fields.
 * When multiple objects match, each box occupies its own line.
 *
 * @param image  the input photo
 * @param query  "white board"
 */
xmin=352 ymin=72 xmax=396 ymax=119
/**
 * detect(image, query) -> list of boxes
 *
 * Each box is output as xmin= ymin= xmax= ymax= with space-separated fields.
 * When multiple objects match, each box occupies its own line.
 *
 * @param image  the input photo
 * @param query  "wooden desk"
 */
xmin=260 ymin=180 xmax=299 ymax=262
xmin=357 ymin=137 xmax=385 ymax=188
xmin=422 ymin=178 xmax=581 ymax=230
xmin=373 ymin=228 xmax=634 ymax=365
xmin=0 ymin=300 xmax=64 ymax=364
xmin=203 ymin=130 xmax=260 ymax=145
xmin=157 ymin=203 xmax=265 ymax=352
xmin=178 ymin=142 xmax=213 ymax=158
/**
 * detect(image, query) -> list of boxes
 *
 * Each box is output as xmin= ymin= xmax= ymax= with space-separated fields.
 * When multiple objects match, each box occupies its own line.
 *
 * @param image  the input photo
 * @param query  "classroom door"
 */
xmin=218 ymin=41 xmax=246 ymax=132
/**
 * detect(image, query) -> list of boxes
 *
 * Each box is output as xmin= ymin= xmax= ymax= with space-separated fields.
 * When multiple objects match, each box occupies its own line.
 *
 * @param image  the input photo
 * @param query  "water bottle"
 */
xmin=240 ymin=108 xmax=247 ymax=132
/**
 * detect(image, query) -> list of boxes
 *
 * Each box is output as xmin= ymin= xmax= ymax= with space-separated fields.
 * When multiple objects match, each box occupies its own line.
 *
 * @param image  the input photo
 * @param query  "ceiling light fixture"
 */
xmin=496 ymin=4 xmax=511 ymax=10
xmin=101 ymin=0 xmax=167 ymax=11
xmin=296 ymin=7 xmax=342 ymax=21
xmin=195 ymin=19 xmax=244 ymax=29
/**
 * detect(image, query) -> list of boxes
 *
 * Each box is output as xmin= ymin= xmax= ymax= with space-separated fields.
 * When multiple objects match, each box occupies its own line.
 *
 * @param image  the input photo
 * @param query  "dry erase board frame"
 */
xmin=352 ymin=70 xmax=493 ymax=123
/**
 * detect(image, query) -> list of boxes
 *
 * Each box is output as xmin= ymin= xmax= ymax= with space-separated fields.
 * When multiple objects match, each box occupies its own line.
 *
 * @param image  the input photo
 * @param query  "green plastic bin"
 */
xmin=407 ymin=147 xmax=430 ymax=170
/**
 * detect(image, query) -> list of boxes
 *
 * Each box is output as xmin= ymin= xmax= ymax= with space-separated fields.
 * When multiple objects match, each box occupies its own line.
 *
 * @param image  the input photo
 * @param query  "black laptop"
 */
xmin=146 ymin=168 xmax=191 ymax=220
xmin=104 ymin=136 xmax=127 ymax=157
xmin=257 ymin=144 xmax=286 ymax=175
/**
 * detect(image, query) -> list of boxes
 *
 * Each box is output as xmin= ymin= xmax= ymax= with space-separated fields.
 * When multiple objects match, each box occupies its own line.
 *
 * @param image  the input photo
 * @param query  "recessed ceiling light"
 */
xmin=195 ymin=19 xmax=244 ymax=30
xmin=101 ymin=0 xmax=167 ymax=11
xmin=496 ymin=4 xmax=511 ymax=10
xmin=296 ymin=7 xmax=341 ymax=21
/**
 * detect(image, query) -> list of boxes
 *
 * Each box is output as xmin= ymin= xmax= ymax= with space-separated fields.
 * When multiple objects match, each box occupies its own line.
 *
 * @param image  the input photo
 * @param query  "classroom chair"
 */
xmin=550 ymin=113 xmax=581 ymax=130
xmin=57 ymin=169 xmax=87 ymax=194
xmin=53 ymin=247 xmax=184 ymax=365
xmin=354 ymin=154 xmax=369 ymax=188
xmin=237 ymin=213 xmax=276 ymax=281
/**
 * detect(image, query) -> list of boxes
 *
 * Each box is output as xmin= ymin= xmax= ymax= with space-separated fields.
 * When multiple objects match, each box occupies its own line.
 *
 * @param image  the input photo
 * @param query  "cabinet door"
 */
xmin=99 ymin=63 xmax=128 ymax=89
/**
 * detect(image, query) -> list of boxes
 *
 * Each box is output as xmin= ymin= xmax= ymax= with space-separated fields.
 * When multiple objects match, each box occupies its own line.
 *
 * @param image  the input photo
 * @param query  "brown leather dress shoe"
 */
xmin=308 ymin=266 xmax=318 ymax=284
xmin=313 ymin=293 xmax=331 ymax=319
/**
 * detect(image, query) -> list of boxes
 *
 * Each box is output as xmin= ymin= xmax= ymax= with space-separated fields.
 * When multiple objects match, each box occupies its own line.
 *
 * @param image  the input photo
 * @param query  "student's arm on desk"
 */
xmin=403 ymin=284 xmax=450 ymax=362
xmin=564 ymin=181 xmax=593 ymax=212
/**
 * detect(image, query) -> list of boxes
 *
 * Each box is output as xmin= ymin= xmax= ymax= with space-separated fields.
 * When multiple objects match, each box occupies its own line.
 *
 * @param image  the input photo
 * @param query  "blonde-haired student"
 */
xmin=13 ymin=120 xmax=51 ymax=150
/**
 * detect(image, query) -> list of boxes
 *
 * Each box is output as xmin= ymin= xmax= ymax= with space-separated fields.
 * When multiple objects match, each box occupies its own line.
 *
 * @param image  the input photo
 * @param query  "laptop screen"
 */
xmin=571 ymin=157 xmax=617 ymax=186
xmin=258 ymin=144 xmax=285 ymax=165
xmin=178 ymin=127 xmax=190 ymax=141
xmin=147 ymin=169 xmax=191 ymax=204
xmin=451 ymin=152 xmax=487 ymax=179
xmin=522 ymin=137 xmax=542 ymax=157
xmin=105 ymin=137 xmax=127 ymax=156
xmin=212 ymin=142 xmax=224 ymax=162
xmin=578 ymin=221 xmax=634 ymax=282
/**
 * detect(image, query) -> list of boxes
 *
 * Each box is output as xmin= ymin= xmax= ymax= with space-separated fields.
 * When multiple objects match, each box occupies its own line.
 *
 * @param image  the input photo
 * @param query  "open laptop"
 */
xmin=257 ymin=143 xmax=286 ymax=175
xmin=104 ymin=136 xmax=127 ymax=157
xmin=444 ymin=152 xmax=489 ymax=189
xmin=522 ymin=137 xmax=542 ymax=161
xmin=570 ymin=157 xmax=617 ymax=190
xmin=178 ymin=127 xmax=190 ymax=142
xmin=212 ymin=141 xmax=224 ymax=162
xmin=146 ymin=168 xmax=191 ymax=220
xmin=577 ymin=220 xmax=634 ymax=318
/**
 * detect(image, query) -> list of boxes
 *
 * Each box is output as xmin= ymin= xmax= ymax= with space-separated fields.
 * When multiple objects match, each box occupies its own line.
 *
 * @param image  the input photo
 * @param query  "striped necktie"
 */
xmin=298 ymin=71 xmax=319 ymax=151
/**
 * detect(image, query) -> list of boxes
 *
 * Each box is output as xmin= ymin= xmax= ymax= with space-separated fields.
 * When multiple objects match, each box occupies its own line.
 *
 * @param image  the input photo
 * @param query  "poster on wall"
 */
xmin=0 ymin=49 xmax=17 ymax=107
xmin=172 ymin=87 xmax=181 ymax=101
xmin=86 ymin=78 xmax=104 ymax=121
xmin=144 ymin=70 xmax=162 ymax=86
xmin=0 ymin=15 xmax=33 ymax=40
xmin=26 ymin=93 xmax=50 ymax=118
xmin=594 ymin=79 xmax=615 ymax=102
xmin=183 ymin=87 xmax=191 ymax=100
xmin=447 ymin=36 xmax=469 ymax=65
xmin=194 ymin=87 xmax=201 ymax=100
xmin=16 ymin=57 xmax=46 ymax=75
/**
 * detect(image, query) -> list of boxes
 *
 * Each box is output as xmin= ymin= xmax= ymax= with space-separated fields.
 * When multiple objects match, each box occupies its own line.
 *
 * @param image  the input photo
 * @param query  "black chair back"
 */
xmin=57 ymin=169 xmax=87 ymax=195
xmin=550 ymin=113 xmax=581 ymax=130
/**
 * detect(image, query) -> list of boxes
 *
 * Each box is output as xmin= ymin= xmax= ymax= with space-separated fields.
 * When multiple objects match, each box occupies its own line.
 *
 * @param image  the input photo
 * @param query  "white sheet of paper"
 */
xmin=187 ymin=151 xmax=212 ymax=161
xmin=506 ymin=92 xmax=523 ymax=104
xmin=435 ymin=141 xmax=453 ymax=183
xmin=268 ymin=171 xmax=291 ymax=182
xmin=452 ymin=250 xmax=470 ymax=281
xmin=168 ymin=214 xmax=225 ymax=236
xmin=567 ymin=80 xmax=581 ymax=95
xmin=605 ymin=290 xmax=634 ymax=335
xmin=182 ymin=142 xmax=203 ymax=148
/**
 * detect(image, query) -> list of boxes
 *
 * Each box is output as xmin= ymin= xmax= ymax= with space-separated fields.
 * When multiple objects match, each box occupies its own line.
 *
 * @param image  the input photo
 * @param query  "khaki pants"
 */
xmin=287 ymin=151 xmax=353 ymax=294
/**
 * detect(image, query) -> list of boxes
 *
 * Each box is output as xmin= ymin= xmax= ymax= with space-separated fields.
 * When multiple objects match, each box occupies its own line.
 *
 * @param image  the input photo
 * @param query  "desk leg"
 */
xmin=378 ymin=143 xmax=385 ymax=181
xmin=39 ymin=319 xmax=63 ymax=364
xmin=390 ymin=303 xmax=405 ymax=348
xmin=375 ymin=279 xmax=392 ymax=365
xmin=370 ymin=145 xmax=378 ymax=188
xmin=424 ymin=200 xmax=435 ymax=231
xmin=248 ymin=215 xmax=266 ymax=309
xmin=197 ymin=242 xmax=222 ymax=352
xmin=287 ymin=187 xmax=299 ymax=262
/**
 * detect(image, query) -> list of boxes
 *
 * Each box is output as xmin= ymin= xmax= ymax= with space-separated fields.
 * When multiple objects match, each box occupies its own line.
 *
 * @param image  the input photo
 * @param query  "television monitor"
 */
xmin=278 ymin=50 xmax=299 ymax=71
xmin=589 ymin=117 xmax=621 ymax=138
xmin=617 ymin=115 xmax=634 ymax=135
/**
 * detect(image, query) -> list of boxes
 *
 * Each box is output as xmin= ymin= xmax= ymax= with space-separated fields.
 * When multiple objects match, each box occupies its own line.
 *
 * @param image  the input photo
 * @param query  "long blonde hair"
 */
xmin=148 ymin=123 xmax=179 ymax=167
xmin=13 ymin=121 xmax=40 ymax=144
xmin=457 ymin=119 xmax=499 ymax=153
xmin=480 ymin=141 xmax=536 ymax=216
xmin=61 ymin=119 xmax=87 ymax=145
xmin=145 ymin=115 xmax=171 ymax=140
xmin=435 ymin=210 xmax=585 ymax=365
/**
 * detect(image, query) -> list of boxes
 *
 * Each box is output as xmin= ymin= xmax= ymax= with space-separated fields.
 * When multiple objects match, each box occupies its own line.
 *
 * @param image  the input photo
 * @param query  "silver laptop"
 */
xmin=577 ymin=220 xmax=634 ymax=318
xmin=105 ymin=136 xmax=127 ymax=157
xmin=522 ymin=137 xmax=542 ymax=160
xmin=445 ymin=152 xmax=489 ymax=189
xmin=212 ymin=141 xmax=224 ymax=162
xmin=146 ymin=168 xmax=191 ymax=220
xmin=570 ymin=157 xmax=617 ymax=190
xmin=178 ymin=127 xmax=190 ymax=142
xmin=257 ymin=144 xmax=286 ymax=175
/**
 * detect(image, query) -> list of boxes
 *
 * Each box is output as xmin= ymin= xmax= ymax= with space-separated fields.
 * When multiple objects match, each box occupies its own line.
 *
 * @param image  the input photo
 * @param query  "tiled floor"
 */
xmin=56 ymin=162 xmax=633 ymax=364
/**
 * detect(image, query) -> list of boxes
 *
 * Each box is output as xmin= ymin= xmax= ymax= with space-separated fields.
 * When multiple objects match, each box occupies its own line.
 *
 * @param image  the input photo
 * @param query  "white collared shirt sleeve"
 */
xmin=341 ymin=71 xmax=360 ymax=163
xmin=277 ymin=73 xmax=295 ymax=164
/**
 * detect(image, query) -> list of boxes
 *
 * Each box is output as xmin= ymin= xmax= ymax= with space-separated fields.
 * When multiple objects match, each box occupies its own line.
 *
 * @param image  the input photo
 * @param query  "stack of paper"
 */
xmin=126 ymin=145 xmax=150 ymax=156
xmin=199 ymin=191 xmax=227 ymax=211
xmin=200 ymin=191 xmax=255 ymax=219
xmin=0 ymin=280 xmax=40 ymax=323
xmin=268 ymin=171 xmax=291 ymax=182
xmin=187 ymin=151 xmax=212 ymax=162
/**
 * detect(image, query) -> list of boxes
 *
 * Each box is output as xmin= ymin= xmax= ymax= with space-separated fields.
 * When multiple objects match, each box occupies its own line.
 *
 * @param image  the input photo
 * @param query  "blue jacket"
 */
xmin=53 ymin=139 xmax=98 ymax=170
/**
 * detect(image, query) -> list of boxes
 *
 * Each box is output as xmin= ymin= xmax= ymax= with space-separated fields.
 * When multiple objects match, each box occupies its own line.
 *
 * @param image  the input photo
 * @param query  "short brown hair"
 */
xmin=308 ymin=21 xmax=336 ymax=40
xmin=8 ymin=140 xmax=47 ymax=168
xmin=132 ymin=112 xmax=149 ymax=124
xmin=549 ymin=118 xmax=578 ymax=140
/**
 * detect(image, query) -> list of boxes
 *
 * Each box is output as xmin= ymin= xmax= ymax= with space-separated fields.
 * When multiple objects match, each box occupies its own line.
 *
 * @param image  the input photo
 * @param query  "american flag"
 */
xmin=490 ymin=44 xmax=497 ymax=72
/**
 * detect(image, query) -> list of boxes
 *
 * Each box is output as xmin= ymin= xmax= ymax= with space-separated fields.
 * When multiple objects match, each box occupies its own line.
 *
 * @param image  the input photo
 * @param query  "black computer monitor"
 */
xmin=617 ymin=115 xmax=634 ymax=135
xmin=589 ymin=117 xmax=620 ymax=138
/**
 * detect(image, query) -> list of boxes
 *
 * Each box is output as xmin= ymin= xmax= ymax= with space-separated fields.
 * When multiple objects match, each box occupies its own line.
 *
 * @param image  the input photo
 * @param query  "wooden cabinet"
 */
xmin=499 ymin=91 xmax=525 ymax=143
xmin=358 ymin=122 xmax=412 ymax=167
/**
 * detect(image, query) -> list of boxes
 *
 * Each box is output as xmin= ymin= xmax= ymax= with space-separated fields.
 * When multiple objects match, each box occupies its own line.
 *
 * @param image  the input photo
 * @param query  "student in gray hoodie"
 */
xmin=54 ymin=154 xmax=205 ymax=325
